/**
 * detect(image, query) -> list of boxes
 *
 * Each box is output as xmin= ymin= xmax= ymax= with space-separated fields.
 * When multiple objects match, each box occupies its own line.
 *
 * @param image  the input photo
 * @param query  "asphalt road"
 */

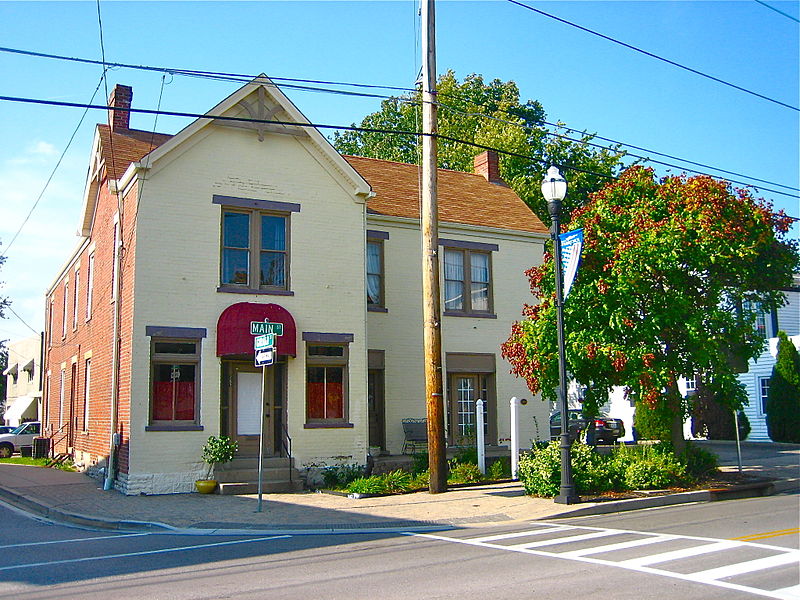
xmin=0 ymin=493 xmax=797 ymax=600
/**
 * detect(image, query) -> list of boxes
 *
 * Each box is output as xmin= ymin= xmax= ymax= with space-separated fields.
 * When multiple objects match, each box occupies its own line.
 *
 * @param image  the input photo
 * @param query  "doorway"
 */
xmin=225 ymin=362 xmax=274 ymax=457
xmin=447 ymin=373 xmax=495 ymax=445
xmin=368 ymin=369 xmax=385 ymax=450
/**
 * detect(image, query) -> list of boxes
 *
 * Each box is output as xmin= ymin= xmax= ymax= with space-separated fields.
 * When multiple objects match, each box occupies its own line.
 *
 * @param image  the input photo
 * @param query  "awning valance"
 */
xmin=3 ymin=395 xmax=36 ymax=424
xmin=216 ymin=302 xmax=297 ymax=357
xmin=3 ymin=363 xmax=17 ymax=377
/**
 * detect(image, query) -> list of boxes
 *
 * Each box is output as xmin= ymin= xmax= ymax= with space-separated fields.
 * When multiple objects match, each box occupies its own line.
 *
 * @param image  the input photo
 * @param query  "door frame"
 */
xmin=446 ymin=372 xmax=496 ymax=446
xmin=225 ymin=361 xmax=274 ymax=457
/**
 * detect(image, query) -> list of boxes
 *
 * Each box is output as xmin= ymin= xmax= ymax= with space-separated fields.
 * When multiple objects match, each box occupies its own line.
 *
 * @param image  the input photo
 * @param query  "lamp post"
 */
xmin=542 ymin=166 xmax=580 ymax=505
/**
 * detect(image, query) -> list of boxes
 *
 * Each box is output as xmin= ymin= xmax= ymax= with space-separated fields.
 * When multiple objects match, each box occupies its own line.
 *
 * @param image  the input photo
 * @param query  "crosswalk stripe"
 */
xmin=508 ymin=529 xmax=621 ymax=550
xmin=771 ymin=584 xmax=800 ymax=600
xmin=689 ymin=551 xmax=800 ymax=581
xmin=618 ymin=540 xmax=737 ymax=567
xmin=469 ymin=526 xmax=570 ymax=543
xmin=560 ymin=534 xmax=673 ymax=557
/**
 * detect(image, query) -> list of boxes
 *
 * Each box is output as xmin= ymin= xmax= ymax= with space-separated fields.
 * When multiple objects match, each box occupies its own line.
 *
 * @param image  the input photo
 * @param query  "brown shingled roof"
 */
xmin=345 ymin=155 xmax=547 ymax=235
xmin=97 ymin=124 xmax=173 ymax=180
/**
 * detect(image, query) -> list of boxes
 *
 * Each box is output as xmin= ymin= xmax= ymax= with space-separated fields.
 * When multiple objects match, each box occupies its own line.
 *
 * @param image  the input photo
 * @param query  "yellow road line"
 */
xmin=731 ymin=528 xmax=800 ymax=542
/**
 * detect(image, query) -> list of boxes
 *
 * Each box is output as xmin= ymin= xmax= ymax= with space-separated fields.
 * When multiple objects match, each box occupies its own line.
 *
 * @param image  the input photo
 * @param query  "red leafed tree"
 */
xmin=502 ymin=166 xmax=799 ymax=450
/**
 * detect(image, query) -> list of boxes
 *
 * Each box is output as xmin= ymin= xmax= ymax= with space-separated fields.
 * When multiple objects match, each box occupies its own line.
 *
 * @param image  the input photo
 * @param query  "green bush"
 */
xmin=448 ymin=461 xmax=483 ymax=484
xmin=321 ymin=464 xmax=365 ymax=489
xmin=622 ymin=452 xmax=685 ymax=489
xmin=410 ymin=471 xmax=429 ymax=489
xmin=634 ymin=399 xmax=673 ymax=441
xmin=382 ymin=469 xmax=413 ymax=493
xmin=346 ymin=476 xmax=386 ymax=494
xmin=487 ymin=457 xmax=511 ymax=480
xmin=517 ymin=441 xmax=563 ymax=497
xmin=454 ymin=446 xmax=479 ymax=465
xmin=681 ymin=443 xmax=719 ymax=481
xmin=411 ymin=452 xmax=429 ymax=475
xmin=766 ymin=331 xmax=800 ymax=443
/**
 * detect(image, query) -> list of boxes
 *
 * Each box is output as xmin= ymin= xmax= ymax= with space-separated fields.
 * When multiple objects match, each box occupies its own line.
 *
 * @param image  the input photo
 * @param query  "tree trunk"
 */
xmin=666 ymin=384 xmax=686 ymax=454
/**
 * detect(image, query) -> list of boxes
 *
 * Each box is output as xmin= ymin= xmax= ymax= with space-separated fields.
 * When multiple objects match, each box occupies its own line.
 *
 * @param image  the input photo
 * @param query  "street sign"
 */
xmin=250 ymin=320 xmax=284 ymax=336
xmin=254 ymin=334 xmax=275 ymax=350
xmin=255 ymin=348 xmax=274 ymax=367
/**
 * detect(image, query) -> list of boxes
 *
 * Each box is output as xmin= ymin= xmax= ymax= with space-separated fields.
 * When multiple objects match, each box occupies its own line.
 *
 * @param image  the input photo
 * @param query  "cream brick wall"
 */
xmin=367 ymin=215 xmax=550 ymax=454
xmin=128 ymin=123 xmax=368 ymax=479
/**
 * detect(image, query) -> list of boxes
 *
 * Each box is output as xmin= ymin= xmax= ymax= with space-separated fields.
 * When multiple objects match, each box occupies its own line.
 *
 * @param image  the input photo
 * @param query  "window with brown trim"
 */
xmin=443 ymin=248 xmax=492 ymax=315
xmin=149 ymin=339 xmax=201 ymax=425
xmin=366 ymin=240 xmax=384 ymax=309
xmin=305 ymin=344 xmax=349 ymax=423
xmin=221 ymin=209 xmax=289 ymax=291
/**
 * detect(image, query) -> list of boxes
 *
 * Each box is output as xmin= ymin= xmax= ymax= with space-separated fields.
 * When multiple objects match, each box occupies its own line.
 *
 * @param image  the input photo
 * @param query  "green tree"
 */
xmin=333 ymin=71 xmax=626 ymax=225
xmin=766 ymin=331 xmax=800 ymax=443
xmin=502 ymin=166 xmax=799 ymax=451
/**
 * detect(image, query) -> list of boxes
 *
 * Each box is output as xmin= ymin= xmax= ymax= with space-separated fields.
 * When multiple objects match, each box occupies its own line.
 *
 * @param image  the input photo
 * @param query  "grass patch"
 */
xmin=0 ymin=456 xmax=76 ymax=471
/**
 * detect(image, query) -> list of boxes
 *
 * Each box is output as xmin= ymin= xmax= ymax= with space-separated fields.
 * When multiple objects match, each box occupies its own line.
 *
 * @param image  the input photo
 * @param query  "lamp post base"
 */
xmin=554 ymin=493 xmax=581 ymax=505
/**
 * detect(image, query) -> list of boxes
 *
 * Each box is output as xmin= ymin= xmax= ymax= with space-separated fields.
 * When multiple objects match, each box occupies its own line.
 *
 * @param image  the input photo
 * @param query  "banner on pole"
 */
xmin=559 ymin=228 xmax=584 ymax=300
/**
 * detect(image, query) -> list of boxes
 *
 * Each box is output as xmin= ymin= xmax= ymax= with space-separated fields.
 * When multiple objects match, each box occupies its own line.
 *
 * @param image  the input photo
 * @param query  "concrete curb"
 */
xmin=547 ymin=477 xmax=799 ymax=519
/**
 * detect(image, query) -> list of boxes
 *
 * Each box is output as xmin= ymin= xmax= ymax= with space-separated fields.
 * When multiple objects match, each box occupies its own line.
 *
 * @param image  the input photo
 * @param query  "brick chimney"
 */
xmin=473 ymin=150 xmax=506 ymax=186
xmin=107 ymin=84 xmax=132 ymax=132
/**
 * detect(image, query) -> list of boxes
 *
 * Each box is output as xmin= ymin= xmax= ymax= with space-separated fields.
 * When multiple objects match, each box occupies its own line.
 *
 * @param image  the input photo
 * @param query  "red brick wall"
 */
xmin=44 ymin=171 xmax=139 ymax=477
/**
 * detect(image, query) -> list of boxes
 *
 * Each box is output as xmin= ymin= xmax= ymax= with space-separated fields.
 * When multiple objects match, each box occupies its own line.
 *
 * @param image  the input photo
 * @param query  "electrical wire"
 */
xmin=2 ymin=93 xmax=798 ymax=201
xmin=506 ymin=0 xmax=799 ymax=112
xmin=6 ymin=305 xmax=39 ymax=335
xmin=754 ymin=0 xmax=800 ymax=23
xmin=1 ymin=44 xmax=796 ymax=192
xmin=0 ymin=77 xmax=106 ymax=259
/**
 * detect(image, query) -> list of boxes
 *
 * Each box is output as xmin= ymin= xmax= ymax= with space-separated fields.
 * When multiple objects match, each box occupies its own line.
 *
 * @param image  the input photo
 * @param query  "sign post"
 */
xmin=250 ymin=320 xmax=283 ymax=513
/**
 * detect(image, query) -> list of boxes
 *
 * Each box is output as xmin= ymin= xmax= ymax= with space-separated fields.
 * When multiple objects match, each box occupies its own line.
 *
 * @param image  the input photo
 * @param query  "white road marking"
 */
xmin=0 ymin=535 xmax=291 ymax=571
xmin=561 ymin=534 xmax=673 ymax=557
xmin=0 ymin=532 xmax=150 ymax=550
xmin=690 ymin=552 xmax=800 ymax=581
xmin=469 ymin=525 xmax=570 ymax=543
xmin=619 ymin=540 xmax=737 ymax=567
xmin=408 ymin=523 xmax=800 ymax=600
xmin=509 ymin=529 xmax=620 ymax=550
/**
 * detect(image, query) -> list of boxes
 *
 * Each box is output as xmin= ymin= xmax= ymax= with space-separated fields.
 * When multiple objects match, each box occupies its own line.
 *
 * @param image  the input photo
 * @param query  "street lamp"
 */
xmin=542 ymin=166 xmax=580 ymax=505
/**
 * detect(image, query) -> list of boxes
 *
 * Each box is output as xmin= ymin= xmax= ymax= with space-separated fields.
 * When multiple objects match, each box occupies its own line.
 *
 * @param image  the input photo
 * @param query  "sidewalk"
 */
xmin=0 ymin=441 xmax=796 ymax=535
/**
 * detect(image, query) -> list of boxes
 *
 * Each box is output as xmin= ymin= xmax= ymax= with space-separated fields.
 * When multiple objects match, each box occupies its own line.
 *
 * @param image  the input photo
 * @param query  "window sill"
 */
xmin=367 ymin=306 xmax=388 ymax=313
xmin=443 ymin=311 xmax=497 ymax=319
xmin=304 ymin=422 xmax=354 ymax=429
xmin=217 ymin=285 xmax=294 ymax=296
xmin=145 ymin=424 xmax=204 ymax=432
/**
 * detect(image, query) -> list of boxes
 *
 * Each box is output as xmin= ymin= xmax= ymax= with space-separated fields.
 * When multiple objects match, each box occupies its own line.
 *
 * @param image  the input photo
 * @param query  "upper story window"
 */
xmin=744 ymin=301 xmax=770 ymax=339
xmin=367 ymin=239 xmax=385 ymax=309
xmin=72 ymin=268 xmax=80 ymax=331
xmin=442 ymin=240 xmax=495 ymax=316
xmin=61 ymin=280 xmax=69 ymax=339
xmin=214 ymin=195 xmax=300 ymax=294
xmin=86 ymin=253 xmax=94 ymax=321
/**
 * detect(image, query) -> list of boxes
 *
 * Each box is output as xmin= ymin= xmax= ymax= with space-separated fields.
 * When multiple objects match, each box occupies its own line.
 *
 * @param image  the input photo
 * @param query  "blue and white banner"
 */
xmin=559 ymin=228 xmax=584 ymax=300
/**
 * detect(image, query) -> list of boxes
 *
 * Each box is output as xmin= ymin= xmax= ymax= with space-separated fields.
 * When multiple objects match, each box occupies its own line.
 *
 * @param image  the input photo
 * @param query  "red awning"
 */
xmin=216 ymin=302 xmax=297 ymax=357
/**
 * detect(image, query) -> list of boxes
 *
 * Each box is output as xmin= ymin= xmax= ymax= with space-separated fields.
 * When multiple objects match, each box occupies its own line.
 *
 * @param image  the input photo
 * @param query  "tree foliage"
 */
xmin=502 ymin=166 xmax=799 ymax=448
xmin=333 ymin=71 xmax=626 ymax=225
xmin=766 ymin=331 xmax=800 ymax=443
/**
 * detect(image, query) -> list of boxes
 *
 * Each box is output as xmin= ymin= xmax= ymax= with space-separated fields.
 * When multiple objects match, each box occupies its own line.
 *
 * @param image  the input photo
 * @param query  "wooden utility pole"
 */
xmin=421 ymin=0 xmax=447 ymax=493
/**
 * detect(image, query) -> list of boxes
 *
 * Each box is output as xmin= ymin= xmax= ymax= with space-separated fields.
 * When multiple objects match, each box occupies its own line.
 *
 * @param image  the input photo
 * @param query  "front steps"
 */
xmin=214 ymin=456 xmax=303 ymax=495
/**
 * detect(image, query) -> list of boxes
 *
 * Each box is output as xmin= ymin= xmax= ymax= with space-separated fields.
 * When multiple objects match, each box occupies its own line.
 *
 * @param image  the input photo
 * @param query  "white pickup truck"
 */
xmin=0 ymin=421 xmax=42 ymax=458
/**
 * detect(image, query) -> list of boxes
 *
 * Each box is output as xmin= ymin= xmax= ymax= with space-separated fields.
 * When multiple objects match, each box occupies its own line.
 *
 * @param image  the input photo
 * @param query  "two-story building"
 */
xmin=43 ymin=76 xmax=549 ymax=494
xmin=2 ymin=334 xmax=43 ymax=427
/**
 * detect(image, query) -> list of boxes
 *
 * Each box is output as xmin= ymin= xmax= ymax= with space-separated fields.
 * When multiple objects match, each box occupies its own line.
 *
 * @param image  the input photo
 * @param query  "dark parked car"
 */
xmin=550 ymin=410 xmax=625 ymax=444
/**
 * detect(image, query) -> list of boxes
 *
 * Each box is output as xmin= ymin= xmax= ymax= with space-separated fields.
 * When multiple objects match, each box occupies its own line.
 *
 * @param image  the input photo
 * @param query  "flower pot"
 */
xmin=195 ymin=479 xmax=218 ymax=494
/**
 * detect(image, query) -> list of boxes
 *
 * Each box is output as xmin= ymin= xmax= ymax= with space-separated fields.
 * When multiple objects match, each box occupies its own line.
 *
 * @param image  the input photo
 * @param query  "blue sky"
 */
xmin=0 ymin=0 xmax=798 ymax=343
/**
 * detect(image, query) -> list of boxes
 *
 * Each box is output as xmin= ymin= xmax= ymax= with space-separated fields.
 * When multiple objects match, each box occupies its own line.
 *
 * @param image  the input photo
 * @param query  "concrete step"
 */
xmin=215 ymin=467 xmax=296 ymax=483
xmin=220 ymin=456 xmax=292 ymax=470
xmin=217 ymin=479 xmax=303 ymax=495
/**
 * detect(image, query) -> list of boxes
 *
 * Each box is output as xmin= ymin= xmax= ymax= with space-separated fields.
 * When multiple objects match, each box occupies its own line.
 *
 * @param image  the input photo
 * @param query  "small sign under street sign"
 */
xmin=254 ymin=334 xmax=275 ymax=350
xmin=251 ymin=320 xmax=284 ymax=336
xmin=255 ymin=348 xmax=274 ymax=367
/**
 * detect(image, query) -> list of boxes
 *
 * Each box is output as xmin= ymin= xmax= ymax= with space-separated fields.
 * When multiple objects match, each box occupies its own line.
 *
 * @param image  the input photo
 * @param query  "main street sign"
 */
xmin=254 ymin=334 xmax=275 ymax=350
xmin=255 ymin=348 xmax=274 ymax=367
xmin=250 ymin=320 xmax=284 ymax=336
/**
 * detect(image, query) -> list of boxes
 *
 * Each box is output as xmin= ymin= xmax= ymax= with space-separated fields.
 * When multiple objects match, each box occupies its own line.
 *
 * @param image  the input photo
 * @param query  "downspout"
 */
xmin=104 ymin=183 xmax=123 ymax=491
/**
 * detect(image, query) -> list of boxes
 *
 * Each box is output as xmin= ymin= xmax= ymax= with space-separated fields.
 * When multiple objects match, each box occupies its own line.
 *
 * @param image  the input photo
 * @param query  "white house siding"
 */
xmin=3 ymin=334 xmax=42 ymax=427
xmin=127 ymin=122 xmax=368 ymax=493
xmin=367 ymin=215 xmax=549 ymax=454
xmin=739 ymin=289 xmax=799 ymax=442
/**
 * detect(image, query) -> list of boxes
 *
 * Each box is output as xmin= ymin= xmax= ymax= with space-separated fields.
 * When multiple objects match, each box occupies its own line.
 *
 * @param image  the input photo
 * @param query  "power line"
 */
xmin=6 ymin=305 xmax=39 ymax=336
xmin=0 ymin=77 xmax=106 ymax=259
xmin=1 ymin=44 xmax=796 ymax=192
xmin=754 ymin=0 xmax=800 ymax=23
xmin=2 ymin=92 xmax=797 ymax=202
xmin=506 ymin=0 xmax=799 ymax=112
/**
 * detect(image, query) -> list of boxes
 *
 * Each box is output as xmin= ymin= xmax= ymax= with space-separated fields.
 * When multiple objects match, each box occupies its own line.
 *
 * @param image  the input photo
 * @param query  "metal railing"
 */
xmin=281 ymin=422 xmax=293 ymax=483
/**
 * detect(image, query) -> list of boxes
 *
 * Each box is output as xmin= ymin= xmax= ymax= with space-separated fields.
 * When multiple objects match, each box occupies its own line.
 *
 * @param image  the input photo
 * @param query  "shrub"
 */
xmin=200 ymin=435 xmax=238 ymax=478
xmin=621 ymin=452 xmax=685 ymax=489
xmin=454 ymin=446 xmax=478 ymax=465
xmin=321 ymin=464 xmax=364 ymax=489
xmin=411 ymin=451 xmax=429 ymax=475
xmin=487 ymin=457 xmax=511 ymax=480
xmin=448 ymin=461 xmax=483 ymax=484
xmin=517 ymin=441 xmax=566 ymax=497
xmin=410 ymin=471 xmax=429 ymax=490
xmin=681 ymin=443 xmax=718 ymax=482
xmin=634 ymin=399 xmax=673 ymax=441
xmin=690 ymin=386 xmax=750 ymax=440
xmin=346 ymin=476 xmax=386 ymax=495
xmin=766 ymin=331 xmax=800 ymax=443
xmin=382 ymin=469 xmax=413 ymax=493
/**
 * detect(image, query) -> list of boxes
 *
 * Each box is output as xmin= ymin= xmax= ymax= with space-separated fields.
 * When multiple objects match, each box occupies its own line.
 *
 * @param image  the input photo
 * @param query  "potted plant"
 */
xmin=195 ymin=435 xmax=238 ymax=494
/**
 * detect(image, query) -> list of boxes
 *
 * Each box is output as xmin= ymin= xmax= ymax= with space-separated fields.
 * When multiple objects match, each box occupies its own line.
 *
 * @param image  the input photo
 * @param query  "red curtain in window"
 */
xmin=153 ymin=382 xmax=195 ymax=421
xmin=307 ymin=382 xmax=326 ymax=419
